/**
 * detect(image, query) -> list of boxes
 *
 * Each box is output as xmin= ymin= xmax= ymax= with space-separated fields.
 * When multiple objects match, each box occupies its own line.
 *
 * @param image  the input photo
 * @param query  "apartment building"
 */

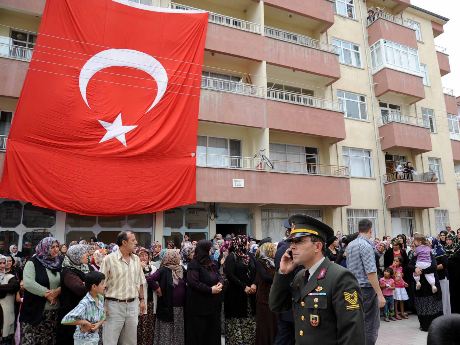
xmin=0 ymin=0 xmax=458 ymax=250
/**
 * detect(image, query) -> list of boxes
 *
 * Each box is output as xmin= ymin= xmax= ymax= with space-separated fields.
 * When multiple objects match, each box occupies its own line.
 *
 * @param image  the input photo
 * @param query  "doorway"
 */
xmin=216 ymin=224 xmax=247 ymax=238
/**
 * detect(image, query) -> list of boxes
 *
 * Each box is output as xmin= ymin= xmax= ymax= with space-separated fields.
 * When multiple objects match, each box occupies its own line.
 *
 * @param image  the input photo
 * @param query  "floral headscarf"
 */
xmin=35 ymin=237 xmax=61 ymax=271
xmin=256 ymin=242 xmax=276 ymax=269
xmin=431 ymin=238 xmax=446 ymax=258
xmin=92 ymin=249 xmax=106 ymax=268
xmin=231 ymin=235 xmax=250 ymax=265
xmin=160 ymin=249 xmax=183 ymax=285
xmin=181 ymin=243 xmax=195 ymax=265
xmin=151 ymin=241 xmax=162 ymax=258
xmin=62 ymin=244 xmax=90 ymax=273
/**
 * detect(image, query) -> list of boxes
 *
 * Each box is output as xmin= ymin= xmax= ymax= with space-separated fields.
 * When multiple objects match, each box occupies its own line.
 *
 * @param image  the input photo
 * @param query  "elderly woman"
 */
xmin=21 ymin=237 xmax=62 ymax=345
xmin=90 ymin=249 xmax=106 ymax=271
xmin=151 ymin=241 xmax=162 ymax=263
xmin=0 ymin=255 xmax=20 ymax=344
xmin=180 ymin=243 xmax=195 ymax=271
xmin=56 ymin=244 xmax=90 ymax=344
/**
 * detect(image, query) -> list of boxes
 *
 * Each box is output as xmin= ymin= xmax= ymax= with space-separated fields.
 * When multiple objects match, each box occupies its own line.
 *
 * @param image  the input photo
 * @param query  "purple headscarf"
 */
xmin=35 ymin=237 xmax=61 ymax=271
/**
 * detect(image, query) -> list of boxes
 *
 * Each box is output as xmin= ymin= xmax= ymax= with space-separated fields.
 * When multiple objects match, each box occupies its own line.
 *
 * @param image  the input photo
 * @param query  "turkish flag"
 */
xmin=0 ymin=0 xmax=208 ymax=215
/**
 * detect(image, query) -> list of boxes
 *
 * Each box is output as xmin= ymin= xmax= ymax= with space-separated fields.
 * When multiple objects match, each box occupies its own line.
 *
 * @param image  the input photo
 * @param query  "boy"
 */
xmin=61 ymin=271 xmax=106 ymax=345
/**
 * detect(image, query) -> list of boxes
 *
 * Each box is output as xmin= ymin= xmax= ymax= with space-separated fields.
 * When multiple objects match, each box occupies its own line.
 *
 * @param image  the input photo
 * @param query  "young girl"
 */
xmin=393 ymin=271 xmax=409 ymax=319
xmin=379 ymin=267 xmax=395 ymax=322
xmin=413 ymin=234 xmax=437 ymax=293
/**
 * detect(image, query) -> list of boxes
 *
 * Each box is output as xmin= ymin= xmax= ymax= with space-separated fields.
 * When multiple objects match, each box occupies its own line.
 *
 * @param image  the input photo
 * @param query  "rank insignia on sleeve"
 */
xmin=344 ymin=291 xmax=360 ymax=310
xmin=310 ymin=314 xmax=320 ymax=327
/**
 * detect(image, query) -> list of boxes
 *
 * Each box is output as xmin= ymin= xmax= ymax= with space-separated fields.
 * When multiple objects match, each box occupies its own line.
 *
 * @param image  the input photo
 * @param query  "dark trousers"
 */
xmin=362 ymin=287 xmax=380 ymax=345
xmin=274 ymin=318 xmax=295 ymax=345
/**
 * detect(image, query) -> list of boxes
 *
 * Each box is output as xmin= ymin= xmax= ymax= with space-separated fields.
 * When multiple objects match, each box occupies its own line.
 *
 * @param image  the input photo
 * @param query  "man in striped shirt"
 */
xmin=100 ymin=231 xmax=146 ymax=345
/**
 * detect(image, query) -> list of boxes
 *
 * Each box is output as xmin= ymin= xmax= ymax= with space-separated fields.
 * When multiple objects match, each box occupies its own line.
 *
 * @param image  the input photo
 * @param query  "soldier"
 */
xmin=269 ymin=215 xmax=365 ymax=345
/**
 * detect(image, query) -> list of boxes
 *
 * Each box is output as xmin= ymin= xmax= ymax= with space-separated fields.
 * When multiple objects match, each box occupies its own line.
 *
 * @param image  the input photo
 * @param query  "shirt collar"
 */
xmin=359 ymin=234 xmax=373 ymax=246
xmin=308 ymin=257 xmax=326 ymax=279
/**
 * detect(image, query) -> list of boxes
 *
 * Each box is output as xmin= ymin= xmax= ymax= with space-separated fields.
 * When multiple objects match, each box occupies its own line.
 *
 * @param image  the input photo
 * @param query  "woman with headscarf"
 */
xmin=325 ymin=236 xmax=339 ymax=262
xmin=137 ymin=247 xmax=157 ymax=345
xmin=0 ymin=255 xmax=19 ymax=344
xmin=56 ymin=244 xmax=90 ymax=344
xmin=90 ymin=249 xmax=106 ymax=272
xmin=186 ymin=240 xmax=223 ymax=345
xmin=21 ymin=237 xmax=62 ymax=345
xmin=148 ymin=249 xmax=185 ymax=345
xmin=432 ymin=238 xmax=451 ymax=315
xmin=224 ymin=235 xmax=257 ymax=345
xmin=254 ymin=242 xmax=277 ymax=345
xmin=151 ymin=241 xmax=162 ymax=263
xmin=180 ymin=243 xmax=195 ymax=271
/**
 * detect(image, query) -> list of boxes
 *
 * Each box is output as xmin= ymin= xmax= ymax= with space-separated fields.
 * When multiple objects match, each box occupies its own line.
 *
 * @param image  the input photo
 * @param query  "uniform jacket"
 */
xmin=269 ymin=258 xmax=365 ymax=345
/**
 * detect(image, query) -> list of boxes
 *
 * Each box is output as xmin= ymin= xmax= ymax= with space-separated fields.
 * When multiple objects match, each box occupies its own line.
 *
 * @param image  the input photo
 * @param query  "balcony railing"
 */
xmin=0 ymin=135 xmax=7 ymax=151
xmin=379 ymin=111 xmax=429 ymax=128
xmin=450 ymin=132 xmax=460 ymax=141
xmin=443 ymin=87 xmax=455 ymax=96
xmin=264 ymin=26 xmax=337 ymax=54
xmin=436 ymin=45 xmax=448 ymax=54
xmin=170 ymin=3 xmax=261 ymax=34
xmin=366 ymin=9 xmax=417 ymax=31
xmin=197 ymin=153 xmax=349 ymax=176
xmin=267 ymin=89 xmax=343 ymax=112
xmin=384 ymin=171 xmax=438 ymax=183
xmin=201 ymin=76 xmax=264 ymax=97
xmin=0 ymin=36 xmax=33 ymax=61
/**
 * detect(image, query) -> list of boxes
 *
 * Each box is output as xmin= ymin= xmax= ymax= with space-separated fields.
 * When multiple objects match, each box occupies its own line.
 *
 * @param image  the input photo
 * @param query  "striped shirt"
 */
xmin=346 ymin=235 xmax=377 ymax=288
xmin=100 ymin=250 xmax=146 ymax=300
xmin=61 ymin=293 xmax=105 ymax=342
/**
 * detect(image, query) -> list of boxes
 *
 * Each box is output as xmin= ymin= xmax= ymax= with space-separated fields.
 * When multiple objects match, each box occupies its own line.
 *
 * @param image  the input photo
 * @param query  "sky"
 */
xmin=411 ymin=0 xmax=460 ymax=96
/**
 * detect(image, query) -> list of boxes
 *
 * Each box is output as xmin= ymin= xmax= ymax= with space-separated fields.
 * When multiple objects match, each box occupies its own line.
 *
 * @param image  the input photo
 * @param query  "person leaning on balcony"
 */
xmin=403 ymin=162 xmax=416 ymax=181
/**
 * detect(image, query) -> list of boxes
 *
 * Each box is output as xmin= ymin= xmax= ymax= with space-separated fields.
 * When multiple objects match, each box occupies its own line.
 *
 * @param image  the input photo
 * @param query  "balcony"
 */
xmin=384 ymin=176 xmax=439 ymax=209
xmin=199 ymin=76 xmax=266 ymax=128
xmin=0 ymin=37 xmax=31 ymax=97
xmin=266 ymin=89 xmax=346 ymax=142
xmin=366 ymin=0 xmax=410 ymax=14
xmin=373 ymin=68 xmax=424 ymax=104
xmin=451 ymin=138 xmax=460 ymax=162
xmin=196 ymin=158 xmax=350 ymax=206
xmin=432 ymin=21 xmax=444 ymax=38
xmin=367 ymin=11 xmax=417 ymax=49
xmin=444 ymin=89 xmax=457 ymax=115
xmin=437 ymin=47 xmax=451 ymax=76
xmin=171 ymin=3 xmax=264 ymax=61
xmin=263 ymin=0 xmax=334 ymax=33
xmin=0 ymin=0 xmax=45 ymax=16
xmin=264 ymin=27 xmax=340 ymax=85
xmin=378 ymin=112 xmax=432 ymax=153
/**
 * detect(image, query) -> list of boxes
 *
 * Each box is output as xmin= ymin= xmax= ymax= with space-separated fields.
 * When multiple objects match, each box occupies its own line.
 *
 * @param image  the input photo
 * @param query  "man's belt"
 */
xmin=105 ymin=297 xmax=136 ymax=303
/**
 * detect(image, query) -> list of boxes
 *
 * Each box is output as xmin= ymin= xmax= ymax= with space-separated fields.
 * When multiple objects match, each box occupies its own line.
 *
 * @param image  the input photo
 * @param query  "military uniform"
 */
xmin=269 ymin=215 xmax=365 ymax=345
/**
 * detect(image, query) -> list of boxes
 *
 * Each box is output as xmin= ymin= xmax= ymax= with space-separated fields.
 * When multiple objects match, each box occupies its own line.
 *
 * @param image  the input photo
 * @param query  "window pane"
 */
xmin=127 ymin=214 xmax=154 ymax=228
xmin=346 ymin=100 xmax=360 ymax=118
xmin=185 ymin=208 xmax=208 ymax=229
xmin=0 ymin=201 xmax=22 ymax=227
xmin=164 ymin=208 xmax=183 ymax=229
xmin=98 ymin=216 xmax=126 ymax=228
xmin=23 ymin=231 xmax=52 ymax=248
xmin=22 ymin=203 xmax=56 ymax=228
xmin=66 ymin=213 xmax=97 ymax=228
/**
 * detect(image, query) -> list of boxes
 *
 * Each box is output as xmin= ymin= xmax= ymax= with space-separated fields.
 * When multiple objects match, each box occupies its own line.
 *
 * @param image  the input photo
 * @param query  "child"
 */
xmin=393 ymin=271 xmax=409 ymax=319
xmin=390 ymin=257 xmax=403 ymax=276
xmin=61 ymin=271 xmax=106 ymax=345
xmin=379 ymin=267 xmax=395 ymax=322
xmin=412 ymin=234 xmax=437 ymax=293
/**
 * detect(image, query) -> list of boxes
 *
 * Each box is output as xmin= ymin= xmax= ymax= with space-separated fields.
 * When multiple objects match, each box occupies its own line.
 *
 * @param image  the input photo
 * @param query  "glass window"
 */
xmin=127 ymin=214 xmax=154 ymax=228
xmin=22 ymin=203 xmax=56 ymax=228
xmin=128 ymin=0 xmax=153 ymax=5
xmin=269 ymin=143 xmax=319 ymax=174
xmin=0 ymin=231 xmax=19 ymax=255
xmin=428 ymin=157 xmax=443 ymax=183
xmin=370 ymin=39 xmax=420 ymax=75
xmin=10 ymin=30 xmax=36 ymax=60
xmin=0 ymin=111 xmax=13 ymax=137
xmin=23 ymin=231 xmax=52 ymax=248
xmin=185 ymin=208 xmax=208 ymax=229
xmin=347 ymin=209 xmax=378 ymax=235
xmin=435 ymin=210 xmax=449 ymax=232
xmin=337 ymin=90 xmax=367 ymax=120
xmin=422 ymin=108 xmax=436 ymax=133
xmin=448 ymin=114 xmax=460 ymax=139
xmin=98 ymin=216 xmax=126 ymax=228
xmin=332 ymin=38 xmax=361 ymax=68
xmin=342 ymin=147 xmax=373 ymax=178
xmin=66 ymin=231 xmax=97 ymax=244
xmin=379 ymin=102 xmax=401 ymax=123
xmin=406 ymin=20 xmax=422 ymax=41
xmin=164 ymin=209 xmax=183 ymax=229
xmin=0 ymin=201 xmax=22 ymax=227
xmin=196 ymin=136 xmax=242 ymax=168
xmin=420 ymin=64 xmax=430 ymax=86
xmin=335 ymin=0 xmax=355 ymax=19
xmin=66 ymin=213 xmax=97 ymax=228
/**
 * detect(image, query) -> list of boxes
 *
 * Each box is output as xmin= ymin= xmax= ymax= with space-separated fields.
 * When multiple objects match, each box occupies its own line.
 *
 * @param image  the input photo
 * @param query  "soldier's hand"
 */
xmin=279 ymin=249 xmax=296 ymax=275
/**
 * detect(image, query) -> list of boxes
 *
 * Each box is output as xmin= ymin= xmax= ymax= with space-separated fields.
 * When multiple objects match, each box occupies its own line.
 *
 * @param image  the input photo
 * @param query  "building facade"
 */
xmin=0 ymin=0 xmax=458 ymax=250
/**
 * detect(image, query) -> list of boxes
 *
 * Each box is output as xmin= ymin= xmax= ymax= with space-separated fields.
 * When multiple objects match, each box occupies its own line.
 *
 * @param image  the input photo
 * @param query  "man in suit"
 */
xmin=269 ymin=215 xmax=365 ymax=345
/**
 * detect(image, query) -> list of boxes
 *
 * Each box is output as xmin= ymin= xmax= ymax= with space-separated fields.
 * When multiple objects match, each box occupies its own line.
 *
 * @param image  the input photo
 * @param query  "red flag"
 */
xmin=0 ymin=0 xmax=208 ymax=215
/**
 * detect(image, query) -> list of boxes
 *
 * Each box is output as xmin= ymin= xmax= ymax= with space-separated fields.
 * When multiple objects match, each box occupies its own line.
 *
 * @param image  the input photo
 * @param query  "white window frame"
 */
xmin=428 ymin=157 xmax=443 ymax=183
xmin=448 ymin=114 xmax=460 ymax=140
xmin=420 ymin=64 xmax=430 ymax=86
xmin=370 ymin=39 xmax=421 ymax=76
xmin=269 ymin=143 xmax=319 ymax=174
xmin=337 ymin=90 xmax=367 ymax=120
xmin=406 ymin=19 xmax=422 ymax=41
xmin=332 ymin=38 xmax=362 ymax=68
xmin=435 ymin=210 xmax=450 ymax=232
xmin=342 ymin=147 xmax=373 ymax=178
xmin=346 ymin=209 xmax=378 ymax=235
xmin=197 ymin=136 xmax=242 ymax=168
xmin=422 ymin=108 xmax=436 ymax=133
xmin=335 ymin=0 xmax=356 ymax=19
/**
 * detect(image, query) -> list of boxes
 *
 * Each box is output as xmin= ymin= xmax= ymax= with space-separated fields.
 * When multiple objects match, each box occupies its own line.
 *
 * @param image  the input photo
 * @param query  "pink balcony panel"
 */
xmin=197 ymin=167 xmax=351 ymax=206
xmin=267 ymin=100 xmax=346 ymax=143
xmin=379 ymin=122 xmax=432 ymax=153
xmin=445 ymin=94 xmax=457 ymax=115
xmin=199 ymin=90 xmax=266 ymax=128
xmin=437 ymin=51 xmax=451 ymax=77
xmin=373 ymin=68 xmax=425 ymax=104
xmin=368 ymin=18 xmax=417 ymax=49
xmin=432 ymin=21 xmax=444 ymax=38
xmin=263 ymin=0 xmax=334 ymax=33
xmin=205 ymin=23 xmax=264 ymax=61
xmin=264 ymin=38 xmax=340 ymax=85
xmin=366 ymin=0 xmax=410 ymax=14
xmin=451 ymin=140 xmax=460 ymax=162
xmin=0 ymin=0 xmax=45 ymax=16
xmin=0 ymin=58 xmax=28 ymax=98
xmin=384 ymin=181 xmax=439 ymax=209
xmin=0 ymin=152 xmax=4 ymax=178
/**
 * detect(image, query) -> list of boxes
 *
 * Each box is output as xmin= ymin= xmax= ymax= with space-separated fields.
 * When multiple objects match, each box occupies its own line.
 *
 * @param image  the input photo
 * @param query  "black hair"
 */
xmin=384 ymin=267 xmax=394 ymax=276
xmin=358 ymin=219 xmax=372 ymax=233
xmin=85 ymin=271 xmax=105 ymax=292
xmin=116 ymin=231 xmax=131 ymax=246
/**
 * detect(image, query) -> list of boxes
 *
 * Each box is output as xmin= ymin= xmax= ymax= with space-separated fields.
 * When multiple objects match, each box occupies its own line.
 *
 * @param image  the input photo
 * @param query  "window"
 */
xmin=268 ymin=83 xmax=313 ymax=97
xmin=428 ymin=157 xmax=443 ymax=183
xmin=185 ymin=208 xmax=208 ymax=229
xmin=390 ymin=209 xmax=415 ymax=238
xmin=10 ymin=30 xmax=36 ymax=60
xmin=379 ymin=102 xmax=401 ymax=123
xmin=422 ymin=108 xmax=436 ymax=133
xmin=347 ymin=209 xmax=378 ymax=235
xmin=435 ymin=210 xmax=450 ymax=232
xmin=370 ymin=40 xmax=421 ymax=75
xmin=337 ymin=91 xmax=367 ymax=120
xmin=342 ymin=147 xmax=372 ymax=177
xmin=0 ymin=201 xmax=22 ymax=227
xmin=448 ymin=114 xmax=460 ymax=139
xmin=128 ymin=0 xmax=153 ymax=4
xmin=406 ymin=19 xmax=422 ymax=41
xmin=22 ymin=203 xmax=56 ymax=228
xmin=420 ymin=64 xmax=430 ymax=86
xmin=332 ymin=38 xmax=361 ymax=68
xmin=197 ymin=136 xmax=242 ymax=168
xmin=335 ymin=0 xmax=355 ymax=19
xmin=0 ymin=111 xmax=12 ymax=137
xmin=269 ymin=143 xmax=319 ymax=174
xmin=165 ymin=209 xmax=183 ymax=229
xmin=262 ymin=209 xmax=323 ymax=240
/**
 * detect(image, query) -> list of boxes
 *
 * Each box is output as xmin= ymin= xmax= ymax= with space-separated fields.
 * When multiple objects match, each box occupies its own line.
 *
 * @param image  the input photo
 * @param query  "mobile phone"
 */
xmin=288 ymin=249 xmax=293 ymax=260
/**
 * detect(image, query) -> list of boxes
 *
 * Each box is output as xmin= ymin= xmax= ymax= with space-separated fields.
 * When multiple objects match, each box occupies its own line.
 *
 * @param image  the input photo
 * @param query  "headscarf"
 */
xmin=159 ymin=248 xmax=167 ymax=261
xmin=256 ymin=242 xmax=276 ymax=269
xmin=193 ymin=240 xmax=212 ymax=267
xmin=181 ymin=243 xmax=195 ymax=265
xmin=431 ymin=238 xmax=446 ymax=258
xmin=91 ymin=249 xmax=106 ymax=268
xmin=35 ymin=237 xmax=61 ymax=271
xmin=0 ymin=255 xmax=6 ymax=282
xmin=231 ymin=235 xmax=250 ymax=265
xmin=9 ymin=245 xmax=18 ymax=257
xmin=160 ymin=249 xmax=183 ymax=285
xmin=62 ymin=244 xmax=90 ymax=273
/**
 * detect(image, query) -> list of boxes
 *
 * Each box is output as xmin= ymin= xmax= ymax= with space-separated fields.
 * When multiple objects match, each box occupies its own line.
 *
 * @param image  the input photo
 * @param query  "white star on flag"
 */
xmin=98 ymin=113 xmax=137 ymax=147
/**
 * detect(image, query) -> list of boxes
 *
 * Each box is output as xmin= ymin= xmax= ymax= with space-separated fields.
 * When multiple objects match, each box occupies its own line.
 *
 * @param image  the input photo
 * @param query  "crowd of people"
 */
xmin=0 ymin=223 xmax=458 ymax=345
